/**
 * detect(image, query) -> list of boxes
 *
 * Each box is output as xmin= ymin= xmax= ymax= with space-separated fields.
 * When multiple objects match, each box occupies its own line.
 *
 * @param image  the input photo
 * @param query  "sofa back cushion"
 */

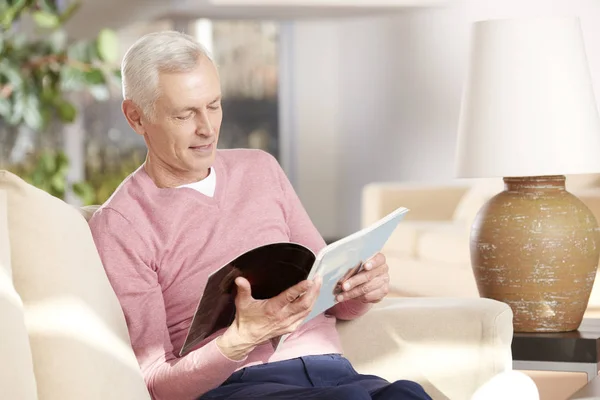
xmin=452 ymin=178 xmax=504 ymax=230
xmin=0 ymin=189 xmax=39 ymax=400
xmin=0 ymin=171 xmax=150 ymax=400
xmin=566 ymin=173 xmax=600 ymax=191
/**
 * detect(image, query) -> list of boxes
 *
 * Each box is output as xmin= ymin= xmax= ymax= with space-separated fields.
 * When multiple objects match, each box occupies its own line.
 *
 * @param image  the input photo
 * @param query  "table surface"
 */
xmin=512 ymin=319 xmax=600 ymax=363
xmin=568 ymin=374 xmax=600 ymax=399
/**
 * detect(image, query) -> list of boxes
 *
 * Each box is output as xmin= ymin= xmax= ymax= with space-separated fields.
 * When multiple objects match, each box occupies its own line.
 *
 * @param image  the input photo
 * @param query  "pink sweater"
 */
xmin=89 ymin=149 xmax=370 ymax=400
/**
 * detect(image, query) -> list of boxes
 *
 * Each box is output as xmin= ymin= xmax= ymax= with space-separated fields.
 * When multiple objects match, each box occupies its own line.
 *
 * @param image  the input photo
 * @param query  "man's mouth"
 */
xmin=189 ymin=143 xmax=213 ymax=150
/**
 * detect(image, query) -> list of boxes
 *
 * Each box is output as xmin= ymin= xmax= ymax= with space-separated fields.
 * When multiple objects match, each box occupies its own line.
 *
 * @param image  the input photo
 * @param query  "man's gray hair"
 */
xmin=121 ymin=30 xmax=214 ymax=118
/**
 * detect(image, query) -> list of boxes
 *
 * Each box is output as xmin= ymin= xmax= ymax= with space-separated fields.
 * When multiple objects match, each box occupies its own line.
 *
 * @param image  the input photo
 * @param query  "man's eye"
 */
xmin=208 ymin=104 xmax=221 ymax=110
xmin=176 ymin=113 xmax=193 ymax=120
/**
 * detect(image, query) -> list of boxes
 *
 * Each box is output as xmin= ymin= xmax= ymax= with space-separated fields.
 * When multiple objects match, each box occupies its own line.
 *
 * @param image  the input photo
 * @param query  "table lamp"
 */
xmin=455 ymin=16 xmax=600 ymax=332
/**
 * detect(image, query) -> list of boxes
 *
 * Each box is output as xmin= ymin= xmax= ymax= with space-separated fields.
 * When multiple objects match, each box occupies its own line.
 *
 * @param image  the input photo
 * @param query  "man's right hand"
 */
xmin=216 ymin=275 xmax=322 ymax=360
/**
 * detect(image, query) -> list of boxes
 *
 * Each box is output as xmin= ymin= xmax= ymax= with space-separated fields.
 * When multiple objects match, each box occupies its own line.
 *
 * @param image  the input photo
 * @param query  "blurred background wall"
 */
xmin=4 ymin=0 xmax=600 ymax=239
xmin=289 ymin=0 xmax=600 ymax=237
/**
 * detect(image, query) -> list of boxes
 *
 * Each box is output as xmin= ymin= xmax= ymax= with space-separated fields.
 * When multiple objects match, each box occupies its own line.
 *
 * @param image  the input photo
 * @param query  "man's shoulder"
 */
xmin=89 ymin=167 xmax=147 ymax=227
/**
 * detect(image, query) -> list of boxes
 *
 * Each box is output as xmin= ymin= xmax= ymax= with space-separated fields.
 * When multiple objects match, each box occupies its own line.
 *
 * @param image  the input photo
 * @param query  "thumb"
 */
xmin=234 ymin=277 xmax=253 ymax=306
xmin=274 ymin=279 xmax=313 ymax=307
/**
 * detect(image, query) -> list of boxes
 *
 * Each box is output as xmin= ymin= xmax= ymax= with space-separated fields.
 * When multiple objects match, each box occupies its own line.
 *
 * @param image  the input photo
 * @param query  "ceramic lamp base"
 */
xmin=471 ymin=175 xmax=600 ymax=332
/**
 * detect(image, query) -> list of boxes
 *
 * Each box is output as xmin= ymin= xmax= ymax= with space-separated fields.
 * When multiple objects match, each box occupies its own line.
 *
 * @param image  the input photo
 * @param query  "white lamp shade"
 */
xmin=455 ymin=17 xmax=600 ymax=178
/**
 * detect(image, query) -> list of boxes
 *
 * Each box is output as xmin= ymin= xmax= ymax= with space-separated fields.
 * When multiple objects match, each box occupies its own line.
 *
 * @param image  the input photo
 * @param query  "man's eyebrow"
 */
xmin=175 ymin=106 xmax=198 ymax=113
xmin=173 ymin=97 xmax=221 ymax=113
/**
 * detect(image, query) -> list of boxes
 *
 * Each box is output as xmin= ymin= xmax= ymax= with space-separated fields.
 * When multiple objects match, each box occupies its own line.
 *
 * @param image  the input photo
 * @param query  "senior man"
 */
xmin=88 ymin=30 xmax=430 ymax=400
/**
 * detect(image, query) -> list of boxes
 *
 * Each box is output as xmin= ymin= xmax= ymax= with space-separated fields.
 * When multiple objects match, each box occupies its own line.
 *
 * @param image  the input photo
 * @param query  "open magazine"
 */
xmin=178 ymin=206 xmax=409 ymax=357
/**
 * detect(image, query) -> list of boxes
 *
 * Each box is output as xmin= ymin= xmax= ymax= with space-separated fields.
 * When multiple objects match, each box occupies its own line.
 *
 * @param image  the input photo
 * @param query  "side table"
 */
xmin=512 ymin=319 xmax=600 ymax=382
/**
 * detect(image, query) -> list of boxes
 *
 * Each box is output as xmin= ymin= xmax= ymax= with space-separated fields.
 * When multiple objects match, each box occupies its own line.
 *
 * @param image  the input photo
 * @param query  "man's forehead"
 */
xmin=157 ymin=69 xmax=221 ymax=107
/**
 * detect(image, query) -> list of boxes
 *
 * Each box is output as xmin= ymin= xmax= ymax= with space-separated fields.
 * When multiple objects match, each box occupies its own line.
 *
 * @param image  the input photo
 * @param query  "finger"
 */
xmin=234 ymin=277 xmax=253 ymax=307
xmin=363 ymin=252 xmax=386 ymax=271
xmin=288 ymin=275 xmax=321 ymax=313
xmin=274 ymin=279 xmax=314 ymax=307
xmin=281 ymin=277 xmax=320 ymax=321
xmin=280 ymin=278 xmax=323 ymax=335
xmin=341 ymin=263 xmax=388 ymax=292
xmin=359 ymin=285 xmax=389 ymax=303
xmin=337 ymin=274 xmax=388 ymax=302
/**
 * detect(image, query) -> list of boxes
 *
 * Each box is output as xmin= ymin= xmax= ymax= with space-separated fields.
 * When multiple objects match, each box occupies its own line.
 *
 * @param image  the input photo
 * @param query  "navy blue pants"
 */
xmin=199 ymin=354 xmax=432 ymax=400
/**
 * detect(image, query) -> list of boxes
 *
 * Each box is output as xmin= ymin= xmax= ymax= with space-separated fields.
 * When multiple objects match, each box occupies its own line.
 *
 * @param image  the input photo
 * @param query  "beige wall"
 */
xmin=287 ymin=0 xmax=600 ymax=237
xmin=282 ymin=21 xmax=343 ymax=239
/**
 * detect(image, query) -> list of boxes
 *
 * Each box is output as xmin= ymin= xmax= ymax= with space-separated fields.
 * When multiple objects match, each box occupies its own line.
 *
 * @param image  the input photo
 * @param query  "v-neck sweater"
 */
xmin=177 ymin=163 xmax=216 ymax=196
xmin=88 ymin=149 xmax=370 ymax=400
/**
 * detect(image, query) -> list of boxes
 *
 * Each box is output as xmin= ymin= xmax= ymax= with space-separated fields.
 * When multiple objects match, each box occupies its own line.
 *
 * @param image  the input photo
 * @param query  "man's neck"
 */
xmin=144 ymin=157 xmax=209 ymax=189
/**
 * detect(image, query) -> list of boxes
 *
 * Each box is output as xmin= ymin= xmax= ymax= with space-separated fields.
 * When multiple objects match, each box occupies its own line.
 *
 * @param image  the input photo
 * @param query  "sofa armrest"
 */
xmin=361 ymin=183 xmax=470 ymax=227
xmin=336 ymin=297 xmax=513 ymax=400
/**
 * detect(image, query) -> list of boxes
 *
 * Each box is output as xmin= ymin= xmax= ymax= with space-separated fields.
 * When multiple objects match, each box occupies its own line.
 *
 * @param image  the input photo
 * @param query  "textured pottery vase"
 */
xmin=471 ymin=175 xmax=600 ymax=332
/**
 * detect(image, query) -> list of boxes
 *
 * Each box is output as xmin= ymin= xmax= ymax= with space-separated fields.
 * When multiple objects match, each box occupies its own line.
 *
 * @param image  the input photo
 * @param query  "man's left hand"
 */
xmin=335 ymin=252 xmax=390 ymax=304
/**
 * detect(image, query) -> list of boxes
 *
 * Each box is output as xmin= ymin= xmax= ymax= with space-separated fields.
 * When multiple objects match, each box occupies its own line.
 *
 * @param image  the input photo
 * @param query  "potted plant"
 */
xmin=0 ymin=0 xmax=120 ymax=201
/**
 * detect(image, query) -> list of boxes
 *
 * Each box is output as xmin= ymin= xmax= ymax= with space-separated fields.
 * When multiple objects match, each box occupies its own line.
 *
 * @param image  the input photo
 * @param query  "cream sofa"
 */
xmin=0 ymin=170 xmax=514 ymax=400
xmin=363 ymin=174 xmax=600 ymax=306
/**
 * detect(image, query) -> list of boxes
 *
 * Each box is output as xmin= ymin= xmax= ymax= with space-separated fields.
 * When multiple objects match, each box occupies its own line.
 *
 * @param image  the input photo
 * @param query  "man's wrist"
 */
xmin=216 ymin=326 xmax=256 ymax=361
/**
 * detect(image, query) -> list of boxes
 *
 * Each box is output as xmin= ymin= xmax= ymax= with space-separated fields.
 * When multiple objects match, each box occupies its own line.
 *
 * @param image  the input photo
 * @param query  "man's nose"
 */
xmin=195 ymin=111 xmax=214 ymax=136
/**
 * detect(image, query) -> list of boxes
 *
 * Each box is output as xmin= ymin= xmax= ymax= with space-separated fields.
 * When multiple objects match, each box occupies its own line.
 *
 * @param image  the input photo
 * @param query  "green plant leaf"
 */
xmin=50 ymin=173 xmax=65 ymax=194
xmin=96 ymin=29 xmax=119 ymax=63
xmin=22 ymin=93 xmax=43 ymax=131
xmin=89 ymin=84 xmax=109 ymax=101
xmin=40 ymin=107 xmax=51 ymax=128
xmin=0 ymin=0 xmax=26 ymax=28
xmin=39 ymin=0 xmax=59 ymax=13
xmin=40 ymin=79 xmax=59 ymax=103
xmin=0 ymin=60 xmax=24 ymax=88
xmin=5 ymin=104 xmax=21 ymax=125
xmin=72 ymin=181 xmax=95 ymax=205
xmin=59 ymin=65 xmax=86 ymax=91
xmin=48 ymin=30 xmax=67 ymax=52
xmin=57 ymin=100 xmax=76 ymax=122
xmin=0 ymin=97 xmax=10 ymax=119
xmin=39 ymin=151 xmax=56 ymax=173
xmin=58 ymin=0 xmax=80 ymax=23
xmin=10 ymin=32 xmax=27 ymax=51
xmin=0 ymin=10 xmax=14 ymax=28
xmin=67 ymin=41 xmax=90 ymax=63
xmin=55 ymin=150 xmax=70 ymax=175
xmin=84 ymin=68 xmax=105 ymax=85
xmin=9 ymin=89 xmax=26 ymax=124
xmin=32 ymin=11 xmax=60 ymax=29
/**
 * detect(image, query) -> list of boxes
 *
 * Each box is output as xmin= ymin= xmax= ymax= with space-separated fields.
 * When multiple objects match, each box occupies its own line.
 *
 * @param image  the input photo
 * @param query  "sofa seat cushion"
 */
xmin=0 ymin=190 xmax=38 ymax=400
xmin=0 ymin=171 xmax=150 ymax=400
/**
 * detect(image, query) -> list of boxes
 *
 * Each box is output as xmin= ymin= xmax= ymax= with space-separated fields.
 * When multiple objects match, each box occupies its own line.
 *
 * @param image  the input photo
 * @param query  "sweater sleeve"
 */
xmin=89 ymin=207 xmax=246 ymax=400
xmin=270 ymin=155 xmax=371 ymax=321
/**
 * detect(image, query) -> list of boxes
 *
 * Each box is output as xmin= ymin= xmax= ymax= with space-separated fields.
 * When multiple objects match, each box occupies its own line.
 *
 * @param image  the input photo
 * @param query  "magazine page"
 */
xmin=306 ymin=206 xmax=408 ymax=322
xmin=273 ymin=206 xmax=409 ymax=350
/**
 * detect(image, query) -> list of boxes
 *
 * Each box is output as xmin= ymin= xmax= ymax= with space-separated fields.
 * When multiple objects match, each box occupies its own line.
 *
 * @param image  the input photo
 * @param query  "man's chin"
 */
xmin=188 ymin=157 xmax=214 ymax=175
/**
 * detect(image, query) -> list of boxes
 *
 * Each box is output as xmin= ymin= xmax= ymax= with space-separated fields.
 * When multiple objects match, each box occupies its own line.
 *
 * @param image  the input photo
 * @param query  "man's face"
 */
xmin=132 ymin=56 xmax=222 ymax=180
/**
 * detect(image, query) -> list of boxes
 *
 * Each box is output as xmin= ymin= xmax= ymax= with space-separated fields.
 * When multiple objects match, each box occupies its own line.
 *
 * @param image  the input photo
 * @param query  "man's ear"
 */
xmin=122 ymin=100 xmax=146 ymax=136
